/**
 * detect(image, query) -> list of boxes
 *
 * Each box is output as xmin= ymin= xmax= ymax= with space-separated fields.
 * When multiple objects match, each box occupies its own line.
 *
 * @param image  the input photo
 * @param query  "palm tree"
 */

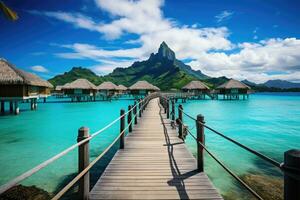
xmin=0 ymin=1 xmax=18 ymax=21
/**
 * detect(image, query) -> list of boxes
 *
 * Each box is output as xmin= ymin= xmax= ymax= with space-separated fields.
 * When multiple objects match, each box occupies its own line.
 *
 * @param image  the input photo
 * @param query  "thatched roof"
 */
xmin=0 ymin=59 xmax=53 ymax=87
xmin=117 ymin=84 xmax=127 ymax=90
xmin=182 ymin=81 xmax=209 ymax=90
xmin=55 ymin=85 xmax=63 ymax=91
xmin=129 ymin=81 xmax=160 ymax=91
xmin=97 ymin=81 xmax=118 ymax=90
xmin=62 ymin=79 xmax=97 ymax=90
xmin=217 ymin=79 xmax=251 ymax=89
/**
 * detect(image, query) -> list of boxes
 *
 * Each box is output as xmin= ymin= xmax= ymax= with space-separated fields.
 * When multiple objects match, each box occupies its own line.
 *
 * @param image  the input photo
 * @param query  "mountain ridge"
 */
xmin=49 ymin=42 xmax=209 ymax=90
xmin=48 ymin=42 xmax=300 ymax=91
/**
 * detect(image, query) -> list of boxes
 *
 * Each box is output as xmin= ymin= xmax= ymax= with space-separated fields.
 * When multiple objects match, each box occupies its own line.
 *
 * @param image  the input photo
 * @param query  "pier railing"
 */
xmin=0 ymin=92 xmax=159 ymax=199
xmin=159 ymin=95 xmax=300 ymax=200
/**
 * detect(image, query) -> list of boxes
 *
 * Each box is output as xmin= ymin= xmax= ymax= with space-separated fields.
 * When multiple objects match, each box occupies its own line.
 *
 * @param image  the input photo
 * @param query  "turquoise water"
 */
xmin=0 ymin=97 xmax=134 ymax=193
xmin=181 ymin=92 xmax=300 ymax=198
xmin=0 ymin=93 xmax=299 ymax=198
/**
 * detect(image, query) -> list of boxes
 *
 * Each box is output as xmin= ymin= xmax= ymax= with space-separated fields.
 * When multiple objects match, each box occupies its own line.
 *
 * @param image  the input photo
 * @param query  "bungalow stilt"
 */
xmin=0 ymin=59 xmax=53 ymax=115
xmin=216 ymin=79 xmax=251 ymax=101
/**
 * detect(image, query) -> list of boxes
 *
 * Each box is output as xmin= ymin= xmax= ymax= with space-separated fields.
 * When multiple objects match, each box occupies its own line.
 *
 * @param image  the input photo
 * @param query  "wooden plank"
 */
xmin=89 ymin=98 xmax=223 ymax=200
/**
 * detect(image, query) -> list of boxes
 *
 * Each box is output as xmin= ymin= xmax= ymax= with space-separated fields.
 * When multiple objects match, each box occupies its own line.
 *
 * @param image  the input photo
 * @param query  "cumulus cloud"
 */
xmin=30 ymin=65 xmax=49 ymax=73
xmin=30 ymin=0 xmax=300 ymax=83
xmin=215 ymin=10 xmax=234 ymax=23
xmin=188 ymin=38 xmax=300 ymax=83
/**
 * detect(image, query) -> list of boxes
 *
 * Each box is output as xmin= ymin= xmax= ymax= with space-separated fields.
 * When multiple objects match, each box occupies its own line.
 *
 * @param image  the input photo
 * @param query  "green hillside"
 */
xmin=49 ymin=42 xmax=223 ymax=90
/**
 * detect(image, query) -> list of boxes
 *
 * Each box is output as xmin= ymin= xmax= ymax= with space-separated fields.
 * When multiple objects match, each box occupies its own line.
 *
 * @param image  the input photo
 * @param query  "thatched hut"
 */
xmin=129 ymin=81 xmax=160 ymax=95
xmin=182 ymin=81 xmax=210 ymax=99
xmin=97 ymin=81 xmax=118 ymax=96
xmin=0 ymin=59 xmax=53 ymax=114
xmin=52 ymin=85 xmax=64 ymax=97
xmin=55 ymin=85 xmax=63 ymax=92
xmin=62 ymin=79 xmax=97 ymax=101
xmin=216 ymin=79 xmax=251 ymax=100
xmin=116 ymin=85 xmax=128 ymax=94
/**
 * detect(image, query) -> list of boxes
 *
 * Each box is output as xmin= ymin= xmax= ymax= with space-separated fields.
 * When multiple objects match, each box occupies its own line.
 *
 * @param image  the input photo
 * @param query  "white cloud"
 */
xmin=215 ymin=10 xmax=234 ymax=23
xmin=30 ymin=65 xmax=49 ymax=73
xmin=188 ymin=38 xmax=300 ymax=83
xmin=31 ymin=0 xmax=300 ymax=82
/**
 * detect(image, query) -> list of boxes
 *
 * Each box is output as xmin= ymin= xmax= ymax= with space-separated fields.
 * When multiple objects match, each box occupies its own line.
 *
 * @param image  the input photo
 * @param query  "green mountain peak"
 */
xmin=157 ymin=41 xmax=176 ymax=61
xmin=49 ymin=42 xmax=211 ymax=90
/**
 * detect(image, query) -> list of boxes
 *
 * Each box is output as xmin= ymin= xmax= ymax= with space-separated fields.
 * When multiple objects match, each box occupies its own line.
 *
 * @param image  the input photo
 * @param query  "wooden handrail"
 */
xmin=0 ymin=92 xmax=158 ymax=196
xmin=159 ymin=94 xmax=300 ymax=200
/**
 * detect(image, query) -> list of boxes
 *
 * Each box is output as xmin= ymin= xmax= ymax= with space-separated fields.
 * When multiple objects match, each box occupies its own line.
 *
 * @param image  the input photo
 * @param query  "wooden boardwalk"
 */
xmin=90 ymin=98 xmax=223 ymax=200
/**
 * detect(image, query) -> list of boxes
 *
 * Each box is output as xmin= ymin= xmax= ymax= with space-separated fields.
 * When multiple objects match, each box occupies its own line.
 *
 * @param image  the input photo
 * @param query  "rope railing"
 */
xmin=160 ymin=97 xmax=264 ymax=199
xmin=178 ymin=106 xmax=282 ymax=169
xmin=159 ymin=94 xmax=300 ymax=200
xmin=52 ymin=106 xmax=139 ymax=200
xmin=0 ymin=92 xmax=157 ymax=197
xmin=180 ymin=119 xmax=263 ymax=200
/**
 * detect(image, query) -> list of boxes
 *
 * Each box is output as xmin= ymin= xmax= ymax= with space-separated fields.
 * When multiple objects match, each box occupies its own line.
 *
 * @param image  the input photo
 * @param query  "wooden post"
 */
xmin=128 ymin=105 xmax=132 ymax=132
xmin=284 ymin=149 xmax=300 ymax=200
xmin=120 ymin=109 xmax=125 ymax=149
xmin=30 ymin=99 xmax=34 ymax=110
xmin=144 ymin=98 xmax=147 ymax=110
xmin=34 ymin=98 xmax=37 ymax=110
xmin=138 ymin=99 xmax=142 ymax=117
xmin=9 ymin=101 xmax=13 ymax=113
xmin=166 ymin=99 xmax=170 ymax=119
xmin=178 ymin=104 xmax=183 ymax=139
xmin=196 ymin=115 xmax=205 ymax=172
xmin=133 ymin=101 xmax=137 ymax=124
xmin=1 ymin=101 xmax=4 ymax=114
xmin=77 ymin=127 xmax=90 ymax=200
xmin=171 ymin=99 xmax=175 ymax=121
xmin=43 ymin=97 xmax=46 ymax=103
xmin=14 ymin=101 xmax=19 ymax=115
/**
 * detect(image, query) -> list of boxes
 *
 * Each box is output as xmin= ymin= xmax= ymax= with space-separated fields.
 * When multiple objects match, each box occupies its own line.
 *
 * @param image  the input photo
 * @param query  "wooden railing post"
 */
xmin=140 ymin=99 xmax=144 ymax=114
xmin=196 ymin=115 xmax=205 ymax=172
xmin=178 ymin=104 xmax=183 ymax=139
xmin=166 ymin=99 xmax=170 ymax=119
xmin=0 ymin=101 xmax=4 ymax=114
xmin=133 ymin=101 xmax=137 ymax=124
xmin=171 ymin=99 xmax=175 ymax=121
xmin=138 ymin=99 xmax=142 ymax=117
xmin=77 ymin=127 xmax=90 ymax=200
xmin=120 ymin=109 xmax=125 ymax=149
xmin=143 ymin=97 xmax=146 ymax=111
xmin=128 ymin=105 xmax=132 ymax=132
xmin=164 ymin=98 xmax=167 ymax=114
xmin=284 ymin=149 xmax=300 ymax=200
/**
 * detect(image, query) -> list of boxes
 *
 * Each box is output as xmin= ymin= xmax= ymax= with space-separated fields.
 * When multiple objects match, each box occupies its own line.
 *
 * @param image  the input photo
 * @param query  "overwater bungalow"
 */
xmin=129 ymin=80 xmax=160 ymax=96
xmin=97 ymin=81 xmax=118 ymax=97
xmin=216 ymin=79 xmax=251 ymax=100
xmin=61 ymin=79 xmax=97 ymax=102
xmin=116 ymin=84 xmax=128 ymax=95
xmin=0 ymin=59 xmax=53 ymax=115
xmin=52 ymin=85 xmax=64 ymax=97
xmin=182 ymin=80 xmax=210 ymax=99
xmin=54 ymin=85 xmax=63 ymax=92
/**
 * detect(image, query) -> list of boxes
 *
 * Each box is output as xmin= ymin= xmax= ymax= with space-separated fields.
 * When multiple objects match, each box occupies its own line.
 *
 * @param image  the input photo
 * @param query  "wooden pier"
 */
xmin=89 ymin=98 xmax=223 ymax=200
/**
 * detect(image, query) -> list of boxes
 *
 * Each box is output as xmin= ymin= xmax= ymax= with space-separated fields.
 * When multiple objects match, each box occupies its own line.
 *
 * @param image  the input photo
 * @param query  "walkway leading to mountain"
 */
xmin=89 ymin=98 xmax=223 ymax=200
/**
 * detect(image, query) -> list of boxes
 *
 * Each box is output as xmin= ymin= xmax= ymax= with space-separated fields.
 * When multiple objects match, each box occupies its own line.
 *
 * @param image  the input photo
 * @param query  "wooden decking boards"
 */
xmin=89 ymin=98 xmax=223 ymax=200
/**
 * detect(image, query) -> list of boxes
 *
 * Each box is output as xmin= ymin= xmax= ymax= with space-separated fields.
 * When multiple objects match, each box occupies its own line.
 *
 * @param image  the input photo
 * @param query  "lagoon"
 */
xmin=0 ymin=93 xmax=299 ymax=198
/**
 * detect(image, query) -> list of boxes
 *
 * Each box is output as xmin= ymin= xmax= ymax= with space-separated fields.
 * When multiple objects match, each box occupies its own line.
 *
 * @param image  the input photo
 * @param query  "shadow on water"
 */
xmin=4 ymin=138 xmax=22 ymax=144
xmin=251 ymin=156 xmax=283 ymax=177
xmin=158 ymin=100 xmax=199 ymax=199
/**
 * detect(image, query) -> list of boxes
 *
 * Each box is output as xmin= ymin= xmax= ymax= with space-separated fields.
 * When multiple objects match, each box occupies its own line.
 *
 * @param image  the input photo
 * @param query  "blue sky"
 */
xmin=0 ymin=0 xmax=300 ymax=83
